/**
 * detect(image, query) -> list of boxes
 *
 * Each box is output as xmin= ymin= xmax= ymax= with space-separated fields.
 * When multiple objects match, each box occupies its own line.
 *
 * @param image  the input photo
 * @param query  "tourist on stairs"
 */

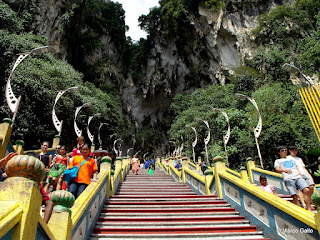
xmin=68 ymin=144 xmax=98 ymax=199
xmin=131 ymin=154 xmax=139 ymax=175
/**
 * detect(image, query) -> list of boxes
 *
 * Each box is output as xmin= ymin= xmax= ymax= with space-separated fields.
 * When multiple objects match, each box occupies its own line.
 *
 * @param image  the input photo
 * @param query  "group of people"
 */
xmin=0 ymin=136 xmax=101 ymax=223
xmin=39 ymin=137 xmax=99 ymax=199
xmin=131 ymin=156 xmax=157 ymax=175
xmin=259 ymin=145 xmax=315 ymax=211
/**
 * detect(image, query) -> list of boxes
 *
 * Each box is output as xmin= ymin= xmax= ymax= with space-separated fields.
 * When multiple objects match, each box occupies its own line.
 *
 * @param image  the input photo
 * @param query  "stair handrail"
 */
xmin=226 ymin=167 xmax=241 ymax=178
xmin=211 ymin=158 xmax=320 ymax=239
xmin=70 ymin=163 xmax=111 ymax=235
xmin=168 ymin=161 xmax=182 ymax=182
xmin=247 ymin=159 xmax=289 ymax=195
xmin=217 ymin=170 xmax=318 ymax=236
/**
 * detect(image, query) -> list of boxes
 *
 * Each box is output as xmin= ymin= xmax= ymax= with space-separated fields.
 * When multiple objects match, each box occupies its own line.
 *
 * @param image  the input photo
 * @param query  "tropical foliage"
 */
xmin=0 ymin=1 xmax=124 ymax=150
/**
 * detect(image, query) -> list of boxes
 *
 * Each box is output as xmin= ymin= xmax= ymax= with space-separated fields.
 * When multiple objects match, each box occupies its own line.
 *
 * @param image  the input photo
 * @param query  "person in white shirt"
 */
xmin=274 ymin=145 xmax=312 ymax=211
xmin=287 ymin=145 xmax=315 ymax=209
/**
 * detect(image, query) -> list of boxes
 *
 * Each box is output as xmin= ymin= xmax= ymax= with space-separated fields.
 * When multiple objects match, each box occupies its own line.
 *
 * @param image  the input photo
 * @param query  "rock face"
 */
xmin=118 ymin=0 xmax=287 ymax=153
xmin=10 ymin=0 xmax=287 ymax=154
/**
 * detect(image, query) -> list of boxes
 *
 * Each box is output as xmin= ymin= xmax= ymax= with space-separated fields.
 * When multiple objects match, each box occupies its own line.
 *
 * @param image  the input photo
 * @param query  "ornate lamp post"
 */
xmin=235 ymin=93 xmax=263 ymax=168
xmin=113 ymin=138 xmax=123 ymax=156
xmin=186 ymin=125 xmax=198 ymax=163
xmin=127 ymin=148 xmax=133 ymax=157
xmin=196 ymin=118 xmax=211 ymax=164
xmin=178 ymin=136 xmax=184 ymax=156
xmin=282 ymin=63 xmax=315 ymax=86
xmin=87 ymin=113 xmax=101 ymax=148
xmin=52 ymin=86 xmax=78 ymax=136
xmin=211 ymin=108 xmax=231 ymax=167
xmin=168 ymin=141 xmax=175 ymax=157
xmin=74 ymin=102 xmax=92 ymax=137
xmin=6 ymin=46 xmax=49 ymax=127
xmin=98 ymin=123 xmax=108 ymax=150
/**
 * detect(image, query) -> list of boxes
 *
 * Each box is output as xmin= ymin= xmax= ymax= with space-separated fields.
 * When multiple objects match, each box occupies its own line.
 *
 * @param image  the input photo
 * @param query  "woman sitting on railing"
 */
xmin=68 ymin=144 xmax=98 ymax=199
xmin=45 ymin=145 xmax=70 ymax=192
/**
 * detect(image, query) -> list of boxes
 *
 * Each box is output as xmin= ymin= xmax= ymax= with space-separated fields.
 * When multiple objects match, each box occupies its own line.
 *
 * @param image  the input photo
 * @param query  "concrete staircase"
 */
xmin=91 ymin=169 xmax=270 ymax=240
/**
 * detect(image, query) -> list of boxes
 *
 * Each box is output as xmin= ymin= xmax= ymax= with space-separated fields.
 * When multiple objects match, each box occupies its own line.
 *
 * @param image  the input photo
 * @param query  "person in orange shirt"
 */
xmin=68 ymin=144 xmax=98 ymax=198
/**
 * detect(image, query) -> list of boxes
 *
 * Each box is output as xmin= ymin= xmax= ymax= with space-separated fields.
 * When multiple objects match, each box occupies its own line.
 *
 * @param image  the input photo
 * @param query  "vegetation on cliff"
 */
xmin=0 ymin=0 xmax=320 ymax=167
xmin=169 ymin=1 xmax=320 ymax=169
xmin=0 ymin=1 xmax=124 ymax=150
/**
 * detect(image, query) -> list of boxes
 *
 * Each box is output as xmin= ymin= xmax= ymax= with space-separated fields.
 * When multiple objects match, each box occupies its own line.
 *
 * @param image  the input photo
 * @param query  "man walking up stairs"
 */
xmin=91 ymin=169 xmax=269 ymax=239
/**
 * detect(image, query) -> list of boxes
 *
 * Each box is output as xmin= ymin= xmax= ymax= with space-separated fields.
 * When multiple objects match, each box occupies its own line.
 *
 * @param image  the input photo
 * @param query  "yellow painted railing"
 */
xmin=0 ymin=201 xmax=22 ymax=238
xmin=299 ymin=83 xmax=320 ymax=142
xmin=158 ymin=157 xmax=320 ymax=238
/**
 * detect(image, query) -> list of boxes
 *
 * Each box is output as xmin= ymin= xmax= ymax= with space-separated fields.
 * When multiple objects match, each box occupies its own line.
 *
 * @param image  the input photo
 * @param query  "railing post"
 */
xmin=181 ymin=157 xmax=189 ymax=183
xmin=246 ymin=157 xmax=255 ymax=184
xmin=169 ymin=157 xmax=174 ymax=175
xmin=52 ymin=135 xmax=61 ymax=148
xmin=13 ymin=140 xmax=24 ymax=155
xmin=312 ymin=191 xmax=320 ymax=234
xmin=240 ymin=166 xmax=249 ymax=182
xmin=90 ymin=144 xmax=95 ymax=153
xmin=115 ymin=157 xmax=123 ymax=182
xmin=101 ymin=156 xmax=112 ymax=199
xmin=0 ymin=155 xmax=46 ymax=240
xmin=204 ymin=168 xmax=214 ymax=195
xmin=213 ymin=156 xmax=225 ymax=198
xmin=0 ymin=118 xmax=13 ymax=158
xmin=48 ymin=190 xmax=75 ymax=240
xmin=196 ymin=157 xmax=202 ymax=171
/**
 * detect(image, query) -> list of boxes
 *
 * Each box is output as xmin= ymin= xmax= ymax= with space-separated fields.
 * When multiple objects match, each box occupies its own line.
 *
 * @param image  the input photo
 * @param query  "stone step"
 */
xmin=93 ymin=225 xmax=258 ymax=234
xmin=104 ymin=204 xmax=231 ymax=209
xmin=97 ymin=215 xmax=244 ymax=222
xmin=91 ymin=232 xmax=269 ymax=240
xmin=99 ymin=211 xmax=241 ymax=217
xmin=110 ymin=195 xmax=218 ymax=199
xmin=105 ymin=200 xmax=227 ymax=205
xmin=101 ymin=207 xmax=237 ymax=214
xmin=108 ymin=197 xmax=221 ymax=202
xmin=95 ymin=220 xmax=250 ymax=227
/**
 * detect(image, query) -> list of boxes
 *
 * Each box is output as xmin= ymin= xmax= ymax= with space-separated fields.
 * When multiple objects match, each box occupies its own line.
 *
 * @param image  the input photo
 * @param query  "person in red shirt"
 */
xmin=68 ymin=144 xmax=98 ymax=198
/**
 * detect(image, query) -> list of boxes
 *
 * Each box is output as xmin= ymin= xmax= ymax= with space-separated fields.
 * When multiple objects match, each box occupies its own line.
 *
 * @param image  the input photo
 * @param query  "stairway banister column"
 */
xmin=204 ymin=168 xmax=214 ymax=195
xmin=0 ymin=118 xmax=13 ymax=158
xmin=213 ymin=156 xmax=225 ymax=198
xmin=48 ymin=190 xmax=75 ymax=240
xmin=115 ymin=157 xmax=123 ymax=182
xmin=246 ymin=157 xmax=255 ymax=184
xmin=0 ymin=155 xmax=46 ymax=240
xmin=240 ymin=166 xmax=249 ymax=182
xmin=181 ymin=157 xmax=189 ymax=183
xmin=196 ymin=157 xmax=202 ymax=171
xmin=100 ymin=156 xmax=112 ymax=198
xmin=52 ymin=135 xmax=61 ymax=148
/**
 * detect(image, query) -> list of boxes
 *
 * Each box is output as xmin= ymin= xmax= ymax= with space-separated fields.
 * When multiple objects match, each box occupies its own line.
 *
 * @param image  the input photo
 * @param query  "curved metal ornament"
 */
xmin=203 ymin=120 xmax=211 ymax=145
xmin=113 ymin=138 xmax=122 ymax=156
xmin=127 ymin=148 xmax=133 ymax=156
xmin=52 ymin=90 xmax=65 ymax=133
xmin=6 ymin=53 xmax=30 ymax=113
xmin=247 ymin=97 xmax=262 ymax=139
xmin=180 ymin=136 xmax=184 ymax=155
xmin=98 ymin=123 xmax=108 ymax=146
xmin=220 ymin=111 xmax=231 ymax=146
xmin=74 ymin=106 xmax=82 ymax=138
xmin=87 ymin=116 xmax=94 ymax=144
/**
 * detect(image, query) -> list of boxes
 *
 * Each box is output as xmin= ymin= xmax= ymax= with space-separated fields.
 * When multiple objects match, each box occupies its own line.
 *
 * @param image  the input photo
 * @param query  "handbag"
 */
xmin=63 ymin=157 xmax=89 ymax=183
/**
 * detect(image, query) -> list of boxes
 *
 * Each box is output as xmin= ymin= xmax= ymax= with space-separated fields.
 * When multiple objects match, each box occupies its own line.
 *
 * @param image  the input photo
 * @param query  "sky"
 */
xmin=114 ymin=0 xmax=160 ymax=41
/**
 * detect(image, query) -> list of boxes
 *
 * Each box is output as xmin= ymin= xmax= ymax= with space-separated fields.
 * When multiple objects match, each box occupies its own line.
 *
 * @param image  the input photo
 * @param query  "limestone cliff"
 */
xmin=5 ymin=0 xmax=289 ymax=153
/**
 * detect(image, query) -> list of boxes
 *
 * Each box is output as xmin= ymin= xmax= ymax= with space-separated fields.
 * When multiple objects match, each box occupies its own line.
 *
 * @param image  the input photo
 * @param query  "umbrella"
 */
xmin=92 ymin=150 xmax=109 ymax=156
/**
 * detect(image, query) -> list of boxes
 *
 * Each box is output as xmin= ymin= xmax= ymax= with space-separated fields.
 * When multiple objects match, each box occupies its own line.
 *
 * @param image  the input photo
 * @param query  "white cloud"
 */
xmin=114 ymin=0 xmax=159 ymax=41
